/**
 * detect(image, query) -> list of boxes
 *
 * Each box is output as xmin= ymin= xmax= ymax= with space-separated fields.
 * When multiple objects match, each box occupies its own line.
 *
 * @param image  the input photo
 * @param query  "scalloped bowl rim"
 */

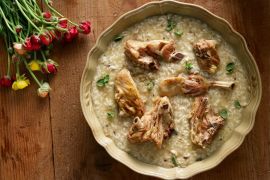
xmin=80 ymin=1 xmax=262 ymax=179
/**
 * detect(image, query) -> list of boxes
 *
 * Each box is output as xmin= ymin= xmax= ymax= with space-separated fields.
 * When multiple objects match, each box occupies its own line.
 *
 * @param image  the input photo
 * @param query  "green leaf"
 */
xmin=234 ymin=100 xmax=241 ymax=109
xmin=219 ymin=109 xmax=228 ymax=119
xmin=107 ymin=112 xmax=115 ymax=120
xmin=166 ymin=16 xmax=176 ymax=32
xmin=226 ymin=62 xmax=235 ymax=74
xmin=174 ymin=30 xmax=183 ymax=37
xmin=171 ymin=154 xmax=178 ymax=167
xmin=146 ymin=80 xmax=155 ymax=91
xmin=96 ymin=74 xmax=110 ymax=87
xmin=114 ymin=34 xmax=124 ymax=42
xmin=185 ymin=61 xmax=193 ymax=71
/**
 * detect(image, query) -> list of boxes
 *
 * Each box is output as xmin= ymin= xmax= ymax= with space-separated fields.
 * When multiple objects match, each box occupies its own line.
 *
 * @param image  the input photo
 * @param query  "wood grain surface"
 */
xmin=0 ymin=0 xmax=269 ymax=179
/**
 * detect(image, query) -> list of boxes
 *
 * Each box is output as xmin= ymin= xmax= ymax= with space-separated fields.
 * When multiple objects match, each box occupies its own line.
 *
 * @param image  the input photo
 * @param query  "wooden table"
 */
xmin=0 ymin=0 xmax=269 ymax=179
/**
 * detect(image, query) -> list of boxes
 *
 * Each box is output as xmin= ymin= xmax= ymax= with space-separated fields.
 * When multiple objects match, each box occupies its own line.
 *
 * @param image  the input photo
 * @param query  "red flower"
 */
xmin=55 ymin=30 xmax=63 ymax=40
xmin=23 ymin=37 xmax=33 ymax=51
xmin=40 ymin=33 xmax=52 ymax=46
xmin=23 ymin=35 xmax=41 ymax=51
xmin=43 ymin=12 xmax=52 ymax=21
xmin=69 ymin=26 xmax=78 ymax=38
xmin=0 ymin=75 xmax=13 ymax=88
xmin=79 ymin=21 xmax=91 ymax=34
xmin=64 ymin=26 xmax=78 ymax=42
xmin=58 ymin=18 xmax=68 ymax=28
xmin=15 ymin=25 xmax=23 ymax=34
xmin=41 ymin=59 xmax=58 ymax=74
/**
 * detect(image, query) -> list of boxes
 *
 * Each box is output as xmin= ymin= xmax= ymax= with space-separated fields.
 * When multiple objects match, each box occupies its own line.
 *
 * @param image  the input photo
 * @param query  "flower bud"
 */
xmin=13 ymin=43 xmax=27 ymax=55
xmin=41 ymin=59 xmax=58 ymax=74
xmin=12 ymin=76 xmax=30 ymax=91
xmin=30 ymin=35 xmax=41 ymax=51
xmin=42 ymin=12 xmax=52 ymax=21
xmin=28 ymin=60 xmax=41 ymax=71
xmin=37 ymin=82 xmax=51 ymax=98
xmin=15 ymin=25 xmax=23 ymax=34
xmin=64 ymin=26 xmax=78 ymax=42
xmin=0 ymin=75 xmax=13 ymax=88
xmin=58 ymin=18 xmax=68 ymax=28
xmin=40 ymin=33 xmax=52 ymax=46
xmin=79 ymin=21 xmax=91 ymax=34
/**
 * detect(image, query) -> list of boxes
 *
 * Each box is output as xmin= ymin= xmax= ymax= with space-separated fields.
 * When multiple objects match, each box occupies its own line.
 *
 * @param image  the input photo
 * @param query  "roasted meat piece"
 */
xmin=193 ymin=39 xmax=220 ymax=74
xmin=159 ymin=74 xmax=234 ymax=97
xmin=125 ymin=40 xmax=184 ymax=70
xmin=115 ymin=69 xmax=144 ymax=117
xmin=128 ymin=96 xmax=174 ymax=148
xmin=189 ymin=96 xmax=224 ymax=148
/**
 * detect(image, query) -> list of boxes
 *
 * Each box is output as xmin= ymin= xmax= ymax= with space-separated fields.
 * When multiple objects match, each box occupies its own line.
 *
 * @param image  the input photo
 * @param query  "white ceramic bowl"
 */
xmin=80 ymin=1 xmax=262 ymax=179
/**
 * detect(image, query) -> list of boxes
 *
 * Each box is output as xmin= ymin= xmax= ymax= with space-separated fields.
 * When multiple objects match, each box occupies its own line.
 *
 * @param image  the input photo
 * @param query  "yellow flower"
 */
xmin=28 ymin=60 xmax=41 ymax=71
xmin=12 ymin=79 xmax=30 ymax=91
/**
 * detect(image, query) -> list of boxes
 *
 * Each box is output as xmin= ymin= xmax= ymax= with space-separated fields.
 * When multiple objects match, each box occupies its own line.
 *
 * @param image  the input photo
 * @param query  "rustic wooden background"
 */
xmin=0 ymin=0 xmax=269 ymax=179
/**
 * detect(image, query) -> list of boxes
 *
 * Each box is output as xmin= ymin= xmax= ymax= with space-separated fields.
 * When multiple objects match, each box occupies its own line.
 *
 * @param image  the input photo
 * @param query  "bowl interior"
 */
xmin=80 ymin=1 xmax=261 ymax=179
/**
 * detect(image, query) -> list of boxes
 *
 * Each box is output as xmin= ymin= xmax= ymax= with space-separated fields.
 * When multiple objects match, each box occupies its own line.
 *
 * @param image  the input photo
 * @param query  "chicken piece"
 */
xmin=189 ymin=96 xmax=224 ymax=148
xmin=125 ymin=40 xmax=184 ymax=70
xmin=115 ymin=69 xmax=144 ymax=117
xmin=159 ymin=74 xmax=235 ymax=97
xmin=128 ymin=96 xmax=174 ymax=148
xmin=193 ymin=39 xmax=220 ymax=74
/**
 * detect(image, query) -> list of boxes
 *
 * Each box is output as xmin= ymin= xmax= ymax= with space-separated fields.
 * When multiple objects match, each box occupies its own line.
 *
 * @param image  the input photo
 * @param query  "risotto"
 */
xmin=90 ymin=14 xmax=250 ymax=168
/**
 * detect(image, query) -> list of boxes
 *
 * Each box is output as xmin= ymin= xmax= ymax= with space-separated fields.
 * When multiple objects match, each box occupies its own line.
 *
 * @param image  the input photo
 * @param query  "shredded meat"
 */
xmin=193 ymin=39 xmax=220 ymax=74
xmin=159 ymin=74 xmax=235 ymax=97
xmin=125 ymin=40 xmax=184 ymax=70
xmin=189 ymin=96 xmax=224 ymax=148
xmin=128 ymin=96 xmax=174 ymax=148
xmin=115 ymin=69 xmax=144 ymax=117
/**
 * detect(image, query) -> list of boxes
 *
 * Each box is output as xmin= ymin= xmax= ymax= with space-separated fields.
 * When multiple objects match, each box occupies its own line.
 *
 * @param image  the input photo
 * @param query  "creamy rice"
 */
xmin=91 ymin=15 xmax=250 ymax=168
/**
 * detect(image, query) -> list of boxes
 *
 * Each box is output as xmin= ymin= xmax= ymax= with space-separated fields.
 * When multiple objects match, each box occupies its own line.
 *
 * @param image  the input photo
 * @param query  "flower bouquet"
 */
xmin=0 ymin=0 xmax=91 ymax=97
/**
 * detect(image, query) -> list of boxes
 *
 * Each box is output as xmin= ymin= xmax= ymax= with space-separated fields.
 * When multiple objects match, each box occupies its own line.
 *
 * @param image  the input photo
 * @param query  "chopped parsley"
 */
xmin=146 ymin=80 xmax=155 ymax=91
xmin=234 ymin=100 xmax=241 ymax=109
xmin=219 ymin=109 xmax=228 ymax=119
xmin=226 ymin=62 xmax=235 ymax=74
xmin=107 ymin=112 xmax=115 ymax=120
xmin=174 ymin=30 xmax=183 ymax=37
xmin=113 ymin=34 xmax=124 ymax=42
xmin=185 ymin=61 xmax=193 ymax=72
xmin=171 ymin=154 xmax=178 ymax=167
xmin=166 ymin=16 xmax=176 ymax=32
xmin=96 ymin=74 xmax=110 ymax=87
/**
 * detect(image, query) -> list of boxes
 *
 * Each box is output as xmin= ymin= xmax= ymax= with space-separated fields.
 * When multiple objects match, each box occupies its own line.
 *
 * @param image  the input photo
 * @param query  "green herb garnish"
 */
xmin=174 ymin=30 xmax=183 ymax=37
xmin=166 ymin=16 xmax=176 ymax=32
xmin=107 ymin=112 xmax=115 ymax=120
xmin=171 ymin=154 xmax=178 ymax=167
xmin=226 ymin=62 xmax=235 ymax=74
xmin=96 ymin=74 xmax=110 ymax=87
xmin=146 ymin=80 xmax=155 ymax=91
xmin=185 ymin=61 xmax=193 ymax=72
xmin=234 ymin=100 xmax=241 ymax=109
xmin=219 ymin=109 xmax=228 ymax=119
xmin=114 ymin=34 xmax=124 ymax=42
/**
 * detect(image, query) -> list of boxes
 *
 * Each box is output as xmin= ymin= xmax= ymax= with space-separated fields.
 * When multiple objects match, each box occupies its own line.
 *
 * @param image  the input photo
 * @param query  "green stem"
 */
xmin=41 ymin=50 xmax=47 ymax=61
xmin=3 ymin=34 xmax=11 ymax=76
xmin=15 ymin=0 xmax=41 ymax=32
xmin=16 ymin=60 xmax=20 ymax=79
xmin=0 ymin=7 xmax=16 ymax=34
xmin=34 ymin=51 xmax=37 ymax=60
xmin=23 ymin=58 xmax=42 ymax=87
xmin=44 ymin=0 xmax=79 ymax=26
